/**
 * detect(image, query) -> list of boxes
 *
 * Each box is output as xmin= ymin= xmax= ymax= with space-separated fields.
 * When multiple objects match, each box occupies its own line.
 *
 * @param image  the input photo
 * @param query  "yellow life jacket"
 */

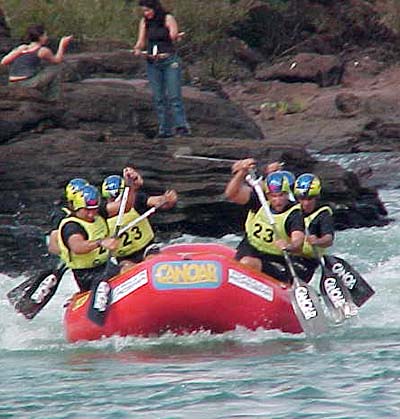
xmin=247 ymin=203 xmax=301 ymax=255
xmin=244 ymin=209 xmax=256 ymax=232
xmin=107 ymin=208 xmax=154 ymax=257
xmin=58 ymin=215 xmax=109 ymax=269
xmin=61 ymin=206 xmax=71 ymax=217
xmin=302 ymin=206 xmax=333 ymax=258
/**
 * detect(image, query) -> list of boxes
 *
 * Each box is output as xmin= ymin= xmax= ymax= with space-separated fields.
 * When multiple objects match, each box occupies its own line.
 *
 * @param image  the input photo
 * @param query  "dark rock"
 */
xmin=61 ymin=51 xmax=146 ymax=82
xmin=335 ymin=92 xmax=361 ymax=116
xmin=256 ymin=53 xmax=344 ymax=87
xmin=0 ymin=50 xmax=390 ymax=277
xmin=0 ymin=132 xmax=388 ymax=236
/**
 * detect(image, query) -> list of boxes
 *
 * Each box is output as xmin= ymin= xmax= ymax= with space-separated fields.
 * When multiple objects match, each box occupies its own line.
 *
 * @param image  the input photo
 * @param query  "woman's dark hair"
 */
xmin=25 ymin=24 xmax=45 ymax=42
xmin=138 ymin=0 xmax=168 ymax=21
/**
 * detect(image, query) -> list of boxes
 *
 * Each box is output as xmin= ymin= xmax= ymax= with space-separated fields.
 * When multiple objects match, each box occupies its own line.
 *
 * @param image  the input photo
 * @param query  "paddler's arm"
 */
xmin=225 ymin=158 xmax=256 ymax=205
xmin=275 ymin=230 xmax=305 ymax=253
xmin=306 ymin=233 xmax=333 ymax=248
xmin=306 ymin=211 xmax=334 ymax=248
xmin=275 ymin=208 xmax=305 ymax=253
xmin=48 ymin=229 xmax=60 ymax=255
xmin=105 ymin=167 xmax=143 ymax=217
xmin=264 ymin=161 xmax=284 ymax=175
xmin=147 ymin=189 xmax=178 ymax=210
xmin=67 ymin=234 xmax=118 ymax=254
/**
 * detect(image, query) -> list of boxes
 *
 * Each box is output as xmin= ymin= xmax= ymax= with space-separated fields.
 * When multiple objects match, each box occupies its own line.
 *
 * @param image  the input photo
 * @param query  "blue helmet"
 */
xmin=265 ymin=171 xmax=291 ymax=194
xmin=102 ymin=175 xmax=125 ymax=199
xmin=71 ymin=185 xmax=100 ymax=211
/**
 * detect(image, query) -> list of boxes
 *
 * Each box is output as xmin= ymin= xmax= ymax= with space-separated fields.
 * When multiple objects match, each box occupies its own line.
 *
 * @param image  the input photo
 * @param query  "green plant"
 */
xmin=0 ymin=0 xmax=256 ymax=80
xmin=378 ymin=0 xmax=400 ymax=34
xmin=260 ymin=99 xmax=306 ymax=114
xmin=0 ymin=0 xmax=138 ymax=41
xmin=172 ymin=0 xmax=255 ymax=58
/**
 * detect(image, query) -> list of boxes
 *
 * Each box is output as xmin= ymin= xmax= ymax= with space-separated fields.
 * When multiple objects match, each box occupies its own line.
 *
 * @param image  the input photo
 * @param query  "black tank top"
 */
xmin=9 ymin=47 xmax=41 ymax=78
xmin=146 ymin=14 xmax=175 ymax=55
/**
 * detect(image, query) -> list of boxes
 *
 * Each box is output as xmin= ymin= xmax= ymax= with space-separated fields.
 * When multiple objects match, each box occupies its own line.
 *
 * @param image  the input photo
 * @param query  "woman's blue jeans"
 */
xmin=146 ymin=54 xmax=189 ymax=135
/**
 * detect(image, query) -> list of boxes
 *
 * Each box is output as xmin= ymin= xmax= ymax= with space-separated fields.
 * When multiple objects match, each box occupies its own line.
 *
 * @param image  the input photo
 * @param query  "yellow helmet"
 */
xmin=65 ymin=178 xmax=89 ymax=203
xmin=71 ymin=185 xmax=100 ymax=211
xmin=294 ymin=173 xmax=321 ymax=198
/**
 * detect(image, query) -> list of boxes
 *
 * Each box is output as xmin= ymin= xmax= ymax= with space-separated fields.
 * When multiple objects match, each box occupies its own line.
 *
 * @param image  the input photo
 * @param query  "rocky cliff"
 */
xmin=0 ymin=2 xmax=395 ymax=275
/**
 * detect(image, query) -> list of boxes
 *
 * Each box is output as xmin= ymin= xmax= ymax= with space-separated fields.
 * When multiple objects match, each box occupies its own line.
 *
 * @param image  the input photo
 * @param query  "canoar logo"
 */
xmin=31 ymin=274 xmax=58 ymax=304
xmin=295 ymin=286 xmax=317 ymax=320
xmin=324 ymin=277 xmax=346 ymax=308
xmin=331 ymin=262 xmax=357 ymax=289
xmin=93 ymin=282 xmax=110 ymax=312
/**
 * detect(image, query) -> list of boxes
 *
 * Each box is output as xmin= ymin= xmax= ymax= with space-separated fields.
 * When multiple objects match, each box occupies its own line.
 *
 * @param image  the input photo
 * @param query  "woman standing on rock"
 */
xmin=133 ymin=0 xmax=190 ymax=138
xmin=0 ymin=24 xmax=72 ymax=100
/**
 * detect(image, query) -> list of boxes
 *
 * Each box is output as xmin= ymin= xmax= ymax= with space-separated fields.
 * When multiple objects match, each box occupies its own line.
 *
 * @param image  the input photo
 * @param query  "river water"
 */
xmin=1 ymin=185 xmax=400 ymax=418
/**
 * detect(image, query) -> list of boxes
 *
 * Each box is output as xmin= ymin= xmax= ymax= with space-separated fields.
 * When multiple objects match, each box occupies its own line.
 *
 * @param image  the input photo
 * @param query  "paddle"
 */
xmin=315 ymin=249 xmax=358 ymax=323
xmin=246 ymin=170 xmax=327 ymax=337
xmin=87 ymin=184 xmax=166 ymax=326
xmin=7 ymin=263 xmax=68 ymax=319
xmin=323 ymin=254 xmax=374 ymax=307
xmin=87 ymin=178 xmax=133 ymax=326
xmin=174 ymin=146 xmax=237 ymax=163
xmin=302 ymin=226 xmax=357 ymax=323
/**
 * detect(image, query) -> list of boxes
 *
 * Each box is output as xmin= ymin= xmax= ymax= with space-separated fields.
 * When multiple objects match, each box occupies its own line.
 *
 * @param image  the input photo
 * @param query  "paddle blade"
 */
xmin=87 ymin=280 xmax=111 ymax=326
xmin=7 ymin=266 xmax=67 ymax=319
xmin=323 ymin=255 xmax=374 ymax=307
xmin=290 ymin=280 xmax=328 ymax=337
xmin=319 ymin=267 xmax=358 ymax=324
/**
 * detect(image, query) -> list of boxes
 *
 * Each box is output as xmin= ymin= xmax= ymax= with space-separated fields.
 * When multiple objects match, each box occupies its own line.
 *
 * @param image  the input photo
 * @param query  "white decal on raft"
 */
xmin=111 ymin=270 xmax=148 ymax=304
xmin=228 ymin=269 xmax=274 ymax=302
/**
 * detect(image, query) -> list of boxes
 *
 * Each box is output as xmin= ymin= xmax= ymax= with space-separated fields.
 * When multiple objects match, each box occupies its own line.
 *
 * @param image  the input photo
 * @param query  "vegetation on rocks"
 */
xmin=1 ymin=0 xmax=400 ymax=81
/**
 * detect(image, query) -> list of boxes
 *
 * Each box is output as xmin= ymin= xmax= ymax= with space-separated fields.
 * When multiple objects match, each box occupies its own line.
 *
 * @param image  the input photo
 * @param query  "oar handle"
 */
xmin=117 ymin=200 xmax=165 ymax=237
xmin=175 ymin=154 xmax=236 ymax=163
xmin=113 ymin=178 xmax=133 ymax=237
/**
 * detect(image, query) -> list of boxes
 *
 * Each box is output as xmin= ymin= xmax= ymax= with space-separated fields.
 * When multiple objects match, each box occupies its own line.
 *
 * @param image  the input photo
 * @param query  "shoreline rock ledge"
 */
xmin=0 ymin=52 xmax=389 ymax=276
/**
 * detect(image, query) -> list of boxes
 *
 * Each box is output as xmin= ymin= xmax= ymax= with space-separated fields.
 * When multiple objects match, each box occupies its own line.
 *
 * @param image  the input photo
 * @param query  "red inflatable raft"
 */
xmin=64 ymin=243 xmax=302 ymax=342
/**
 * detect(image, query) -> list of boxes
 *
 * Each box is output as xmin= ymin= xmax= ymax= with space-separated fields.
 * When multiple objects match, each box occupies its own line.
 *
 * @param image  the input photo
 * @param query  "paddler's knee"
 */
xmin=240 ymin=256 xmax=262 ymax=271
xmin=119 ymin=260 xmax=136 ymax=273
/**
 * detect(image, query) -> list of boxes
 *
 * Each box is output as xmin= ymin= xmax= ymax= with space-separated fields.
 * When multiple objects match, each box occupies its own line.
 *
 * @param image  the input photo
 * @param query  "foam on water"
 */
xmin=1 ymin=190 xmax=399 ymax=352
xmin=1 ymin=189 xmax=400 ymax=418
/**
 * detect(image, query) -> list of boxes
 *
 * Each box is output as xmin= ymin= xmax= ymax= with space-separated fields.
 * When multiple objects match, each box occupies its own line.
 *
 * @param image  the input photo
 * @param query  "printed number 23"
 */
xmin=253 ymin=223 xmax=274 ymax=243
xmin=120 ymin=226 xmax=142 ymax=246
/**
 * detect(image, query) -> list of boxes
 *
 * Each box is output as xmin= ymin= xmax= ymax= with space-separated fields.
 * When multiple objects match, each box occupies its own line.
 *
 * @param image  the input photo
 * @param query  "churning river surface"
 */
xmin=1 ymin=179 xmax=400 ymax=417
